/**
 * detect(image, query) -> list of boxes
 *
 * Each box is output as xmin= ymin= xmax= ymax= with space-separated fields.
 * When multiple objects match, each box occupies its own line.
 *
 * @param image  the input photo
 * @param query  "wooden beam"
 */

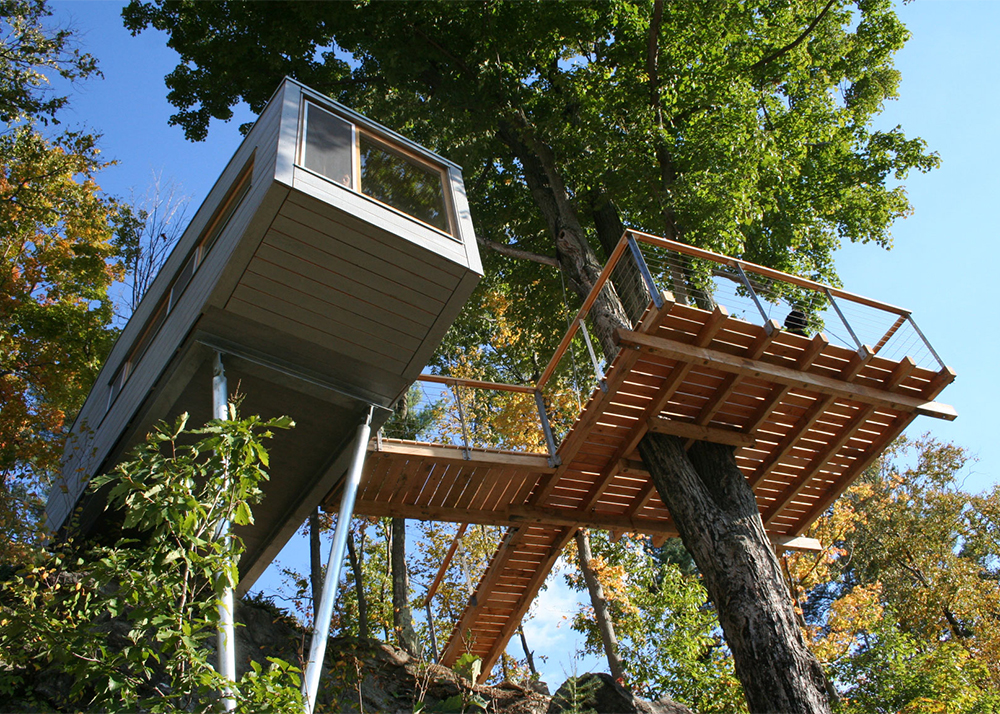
xmin=749 ymin=395 xmax=835 ymax=488
xmin=418 ymin=374 xmax=535 ymax=394
xmin=617 ymin=329 xmax=957 ymax=421
xmin=762 ymin=404 xmax=877 ymax=525
xmin=422 ymin=523 xmax=468 ymax=607
xmin=772 ymin=535 xmax=822 ymax=553
xmin=884 ymin=356 xmax=917 ymax=390
xmin=873 ymin=314 xmax=908 ymax=355
xmin=526 ymin=296 xmax=676 ymax=509
xmin=744 ymin=332 xmax=829 ymax=433
xmin=794 ymin=412 xmax=916 ymax=533
xmin=370 ymin=440 xmax=556 ymax=472
xmin=647 ymin=416 xmax=755 ymax=447
xmin=475 ymin=527 xmax=576 ymax=681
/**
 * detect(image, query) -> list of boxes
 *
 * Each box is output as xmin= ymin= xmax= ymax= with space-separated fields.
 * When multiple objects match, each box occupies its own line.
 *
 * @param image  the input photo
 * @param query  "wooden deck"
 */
xmin=342 ymin=290 xmax=955 ymax=680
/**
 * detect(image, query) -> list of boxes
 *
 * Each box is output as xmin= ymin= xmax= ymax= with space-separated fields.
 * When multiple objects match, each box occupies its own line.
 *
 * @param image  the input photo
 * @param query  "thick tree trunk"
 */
xmin=346 ymin=528 xmax=368 ymax=638
xmin=637 ymin=434 xmax=832 ymax=713
xmin=575 ymin=529 xmax=625 ymax=683
xmin=391 ymin=516 xmax=418 ymax=654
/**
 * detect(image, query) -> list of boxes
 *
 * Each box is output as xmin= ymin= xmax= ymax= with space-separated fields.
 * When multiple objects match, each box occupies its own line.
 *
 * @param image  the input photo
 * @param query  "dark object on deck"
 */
xmin=784 ymin=308 xmax=809 ymax=335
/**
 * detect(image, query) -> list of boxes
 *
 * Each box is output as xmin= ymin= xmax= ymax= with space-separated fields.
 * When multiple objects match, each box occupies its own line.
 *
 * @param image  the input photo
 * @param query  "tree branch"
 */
xmin=476 ymin=235 xmax=559 ymax=268
xmin=751 ymin=0 xmax=837 ymax=73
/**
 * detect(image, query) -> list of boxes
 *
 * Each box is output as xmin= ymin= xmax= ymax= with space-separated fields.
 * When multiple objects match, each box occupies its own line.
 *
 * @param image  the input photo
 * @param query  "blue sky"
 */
xmin=48 ymin=0 xmax=999 ymax=690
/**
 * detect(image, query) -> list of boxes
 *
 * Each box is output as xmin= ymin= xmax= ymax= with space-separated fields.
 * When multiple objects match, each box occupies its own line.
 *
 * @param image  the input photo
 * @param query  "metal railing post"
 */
xmin=627 ymin=234 xmax=664 ymax=309
xmin=825 ymin=288 xmax=864 ymax=352
xmin=453 ymin=385 xmax=471 ymax=460
xmin=579 ymin=319 xmax=608 ymax=392
xmin=906 ymin=314 xmax=947 ymax=369
xmin=534 ymin=390 xmax=562 ymax=468
xmin=735 ymin=262 xmax=770 ymax=324
xmin=212 ymin=352 xmax=236 ymax=712
xmin=302 ymin=406 xmax=374 ymax=714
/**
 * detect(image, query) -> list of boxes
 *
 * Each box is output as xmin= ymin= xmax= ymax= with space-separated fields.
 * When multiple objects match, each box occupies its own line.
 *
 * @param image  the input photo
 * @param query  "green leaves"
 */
xmin=0 ymin=407 xmax=299 ymax=711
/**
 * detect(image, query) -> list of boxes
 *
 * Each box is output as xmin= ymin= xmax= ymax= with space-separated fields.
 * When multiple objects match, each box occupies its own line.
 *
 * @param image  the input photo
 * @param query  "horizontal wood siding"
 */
xmin=49 ymin=94 xmax=287 ymax=531
xmin=291 ymin=167 xmax=470 ymax=268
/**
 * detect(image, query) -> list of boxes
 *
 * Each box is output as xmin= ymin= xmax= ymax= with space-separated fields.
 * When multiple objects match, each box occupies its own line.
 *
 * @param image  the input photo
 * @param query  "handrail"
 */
xmin=536 ymin=232 xmax=632 ymax=391
xmin=416 ymin=229 xmax=931 ymax=454
xmin=624 ymin=230 xmax=912 ymax=317
xmin=418 ymin=373 xmax=535 ymax=394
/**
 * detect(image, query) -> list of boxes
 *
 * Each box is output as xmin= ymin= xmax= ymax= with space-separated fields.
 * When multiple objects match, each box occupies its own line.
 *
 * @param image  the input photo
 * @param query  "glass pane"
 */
xmin=360 ymin=136 xmax=449 ymax=233
xmin=303 ymin=103 xmax=354 ymax=187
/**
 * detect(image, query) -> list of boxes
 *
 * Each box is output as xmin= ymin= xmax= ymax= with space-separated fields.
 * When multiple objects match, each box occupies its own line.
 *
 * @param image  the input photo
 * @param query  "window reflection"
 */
xmin=359 ymin=137 xmax=449 ymax=233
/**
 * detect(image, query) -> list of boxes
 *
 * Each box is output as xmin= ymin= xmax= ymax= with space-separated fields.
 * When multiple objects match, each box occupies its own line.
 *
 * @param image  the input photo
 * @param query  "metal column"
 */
xmin=213 ymin=352 xmax=237 ymax=711
xmin=302 ymin=406 xmax=374 ymax=714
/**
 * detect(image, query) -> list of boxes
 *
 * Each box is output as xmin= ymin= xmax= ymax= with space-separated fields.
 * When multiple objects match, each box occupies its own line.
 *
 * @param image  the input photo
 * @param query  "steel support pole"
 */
xmin=302 ymin=406 xmax=373 ymax=714
xmin=579 ymin=319 xmax=607 ymax=392
xmin=627 ymin=234 xmax=664 ymax=309
xmin=825 ymin=288 xmax=864 ymax=352
xmin=735 ymin=263 xmax=770 ymax=324
xmin=212 ymin=352 xmax=237 ymax=712
xmin=534 ymin=390 xmax=562 ymax=468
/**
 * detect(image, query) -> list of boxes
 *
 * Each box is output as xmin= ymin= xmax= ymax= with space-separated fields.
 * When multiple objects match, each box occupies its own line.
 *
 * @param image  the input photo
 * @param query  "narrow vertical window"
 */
xmin=303 ymin=103 xmax=354 ymax=188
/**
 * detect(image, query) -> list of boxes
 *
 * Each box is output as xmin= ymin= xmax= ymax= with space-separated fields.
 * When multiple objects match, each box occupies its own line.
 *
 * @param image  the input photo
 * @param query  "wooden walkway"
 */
xmin=340 ymin=290 xmax=956 ymax=680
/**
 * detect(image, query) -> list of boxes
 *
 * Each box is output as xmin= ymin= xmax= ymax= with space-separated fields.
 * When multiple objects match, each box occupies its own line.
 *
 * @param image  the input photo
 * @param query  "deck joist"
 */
xmin=334 ymin=295 xmax=955 ymax=680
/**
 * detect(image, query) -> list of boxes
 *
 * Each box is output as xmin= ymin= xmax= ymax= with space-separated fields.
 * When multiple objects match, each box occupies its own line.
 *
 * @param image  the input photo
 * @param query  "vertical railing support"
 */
xmin=627 ymin=234 xmax=664 ymax=310
xmin=825 ymin=288 xmax=864 ymax=353
xmin=735 ymin=262 xmax=770 ymax=324
xmin=534 ymin=390 xmax=562 ymax=468
xmin=579 ymin=319 xmax=607 ymax=392
xmin=212 ymin=352 xmax=237 ymax=712
xmin=302 ymin=406 xmax=374 ymax=714
xmin=906 ymin=314 xmax=947 ymax=370
xmin=453 ymin=385 xmax=471 ymax=460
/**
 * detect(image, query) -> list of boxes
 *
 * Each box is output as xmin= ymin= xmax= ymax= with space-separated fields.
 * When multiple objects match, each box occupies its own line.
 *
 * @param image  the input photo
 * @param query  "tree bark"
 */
xmin=391 ymin=516 xmax=418 ymax=654
xmin=575 ymin=529 xmax=626 ymax=683
xmin=637 ymin=434 xmax=832 ymax=713
xmin=346 ymin=528 xmax=368 ymax=638
xmin=517 ymin=624 xmax=537 ymax=677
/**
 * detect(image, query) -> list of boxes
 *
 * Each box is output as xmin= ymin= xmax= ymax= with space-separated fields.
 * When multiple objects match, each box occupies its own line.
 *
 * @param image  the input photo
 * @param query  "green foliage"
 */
xmin=787 ymin=437 xmax=1000 ymax=710
xmin=0 ymin=0 xmax=126 ymax=559
xmin=452 ymin=652 xmax=482 ymax=684
xmin=565 ymin=533 xmax=745 ymax=712
xmin=0 ymin=409 xmax=301 ymax=712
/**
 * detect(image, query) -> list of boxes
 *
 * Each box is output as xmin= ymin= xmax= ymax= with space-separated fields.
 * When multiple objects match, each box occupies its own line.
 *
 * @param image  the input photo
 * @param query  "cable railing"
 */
xmin=392 ymin=230 xmax=945 ymax=462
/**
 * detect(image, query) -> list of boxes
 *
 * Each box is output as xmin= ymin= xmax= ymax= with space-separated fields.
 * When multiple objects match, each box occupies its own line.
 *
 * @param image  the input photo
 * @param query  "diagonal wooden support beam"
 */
xmin=571 ymin=305 xmax=733 ymax=515
xmin=795 ymin=412 xmax=916 ymax=533
xmin=744 ymin=332 xmax=829 ymax=434
xmin=762 ymin=403 xmax=877 ymax=525
xmin=617 ymin=329 xmax=957 ymax=421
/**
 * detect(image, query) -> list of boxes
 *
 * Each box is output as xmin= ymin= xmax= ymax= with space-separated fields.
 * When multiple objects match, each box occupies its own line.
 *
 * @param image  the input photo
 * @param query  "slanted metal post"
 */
xmin=453 ymin=385 xmax=471 ymax=460
xmin=627 ymin=234 xmax=664 ymax=309
xmin=534 ymin=390 xmax=562 ymax=468
xmin=735 ymin=262 xmax=770 ymax=324
xmin=302 ymin=406 xmax=374 ymax=714
xmin=212 ymin=352 xmax=237 ymax=712
xmin=906 ymin=314 xmax=947 ymax=370
xmin=825 ymin=288 xmax=864 ymax=352
xmin=579 ymin=318 xmax=607 ymax=392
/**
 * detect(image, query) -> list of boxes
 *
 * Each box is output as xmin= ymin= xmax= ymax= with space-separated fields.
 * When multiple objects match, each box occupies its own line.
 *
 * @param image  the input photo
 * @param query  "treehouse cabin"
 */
xmin=47 ymin=78 xmax=482 ymax=589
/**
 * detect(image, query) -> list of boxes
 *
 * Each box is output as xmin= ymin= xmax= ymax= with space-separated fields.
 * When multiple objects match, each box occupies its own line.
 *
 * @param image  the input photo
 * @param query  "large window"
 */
xmin=301 ymin=101 xmax=453 ymax=236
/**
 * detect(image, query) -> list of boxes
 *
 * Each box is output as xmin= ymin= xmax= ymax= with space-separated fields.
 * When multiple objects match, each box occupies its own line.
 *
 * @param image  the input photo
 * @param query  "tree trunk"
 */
xmin=637 ymin=434 xmax=832 ymax=713
xmin=309 ymin=508 xmax=322 ymax=623
xmin=517 ymin=624 xmax=537 ymax=677
xmin=575 ymin=529 xmax=625 ymax=683
xmin=391 ymin=516 xmax=418 ymax=654
xmin=346 ymin=528 xmax=368 ymax=638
